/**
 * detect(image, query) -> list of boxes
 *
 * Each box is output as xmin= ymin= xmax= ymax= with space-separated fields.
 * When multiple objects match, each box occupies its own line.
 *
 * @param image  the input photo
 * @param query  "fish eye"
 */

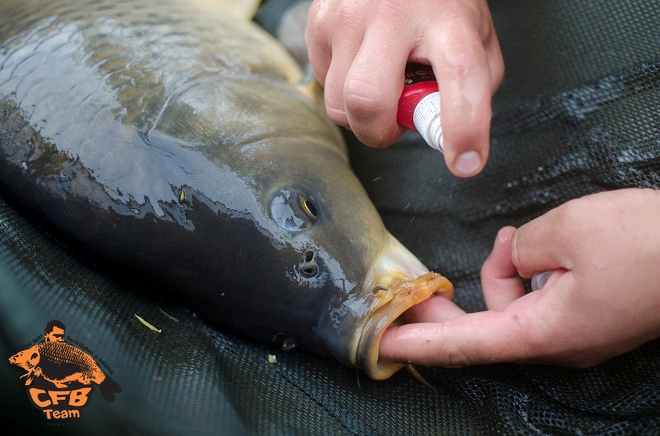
xmin=271 ymin=189 xmax=319 ymax=232
xmin=298 ymin=193 xmax=318 ymax=221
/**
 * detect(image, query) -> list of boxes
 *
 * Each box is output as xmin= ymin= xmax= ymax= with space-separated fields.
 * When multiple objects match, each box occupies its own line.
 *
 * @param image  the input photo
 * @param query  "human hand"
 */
xmin=380 ymin=188 xmax=660 ymax=367
xmin=305 ymin=0 xmax=504 ymax=177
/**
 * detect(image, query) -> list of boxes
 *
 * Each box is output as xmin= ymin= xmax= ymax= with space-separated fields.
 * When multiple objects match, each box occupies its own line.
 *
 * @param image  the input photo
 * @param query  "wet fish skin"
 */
xmin=0 ymin=0 xmax=451 ymax=379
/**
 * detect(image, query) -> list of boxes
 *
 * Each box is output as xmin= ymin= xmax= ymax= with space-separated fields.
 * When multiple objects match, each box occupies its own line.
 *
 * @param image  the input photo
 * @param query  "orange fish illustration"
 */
xmin=9 ymin=341 xmax=121 ymax=402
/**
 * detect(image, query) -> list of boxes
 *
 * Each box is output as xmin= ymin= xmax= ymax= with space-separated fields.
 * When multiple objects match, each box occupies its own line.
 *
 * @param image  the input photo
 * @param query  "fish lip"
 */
xmin=354 ymin=272 xmax=454 ymax=380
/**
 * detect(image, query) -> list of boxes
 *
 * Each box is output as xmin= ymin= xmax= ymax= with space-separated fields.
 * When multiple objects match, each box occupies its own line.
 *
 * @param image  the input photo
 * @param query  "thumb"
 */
xmin=511 ymin=211 xmax=567 ymax=278
xmin=481 ymin=226 xmax=526 ymax=310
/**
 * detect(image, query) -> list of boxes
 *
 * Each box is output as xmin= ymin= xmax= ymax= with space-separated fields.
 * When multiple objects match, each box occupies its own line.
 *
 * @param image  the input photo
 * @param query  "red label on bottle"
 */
xmin=404 ymin=63 xmax=437 ymax=85
xmin=398 ymin=63 xmax=439 ymax=130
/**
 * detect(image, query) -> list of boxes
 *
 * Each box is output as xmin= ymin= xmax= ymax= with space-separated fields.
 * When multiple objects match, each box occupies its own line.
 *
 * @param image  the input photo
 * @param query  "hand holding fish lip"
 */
xmin=379 ymin=189 xmax=660 ymax=369
xmin=353 ymin=272 xmax=453 ymax=380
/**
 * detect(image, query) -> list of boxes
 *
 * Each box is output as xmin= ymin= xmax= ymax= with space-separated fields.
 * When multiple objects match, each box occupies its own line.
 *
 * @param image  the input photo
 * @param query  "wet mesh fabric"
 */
xmin=1 ymin=0 xmax=659 ymax=434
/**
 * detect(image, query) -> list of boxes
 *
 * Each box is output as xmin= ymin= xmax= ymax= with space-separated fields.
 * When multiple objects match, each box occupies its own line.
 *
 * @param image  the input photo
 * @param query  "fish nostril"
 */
xmin=372 ymin=286 xmax=388 ymax=295
xmin=300 ymin=265 xmax=318 ymax=277
xmin=299 ymin=251 xmax=319 ymax=278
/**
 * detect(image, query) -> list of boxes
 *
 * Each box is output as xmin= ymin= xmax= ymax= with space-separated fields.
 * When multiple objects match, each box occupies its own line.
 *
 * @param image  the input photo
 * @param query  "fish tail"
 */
xmin=98 ymin=375 xmax=122 ymax=402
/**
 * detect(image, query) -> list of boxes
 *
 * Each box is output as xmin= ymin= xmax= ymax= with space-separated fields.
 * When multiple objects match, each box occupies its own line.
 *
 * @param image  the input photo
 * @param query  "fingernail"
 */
xmin=493 ymin=228 xmax=508 ymax=248
xmin=455 ymin=151 xmax=481 ymax=176
xmin=531 ymin=271 xmax=554 ymax=291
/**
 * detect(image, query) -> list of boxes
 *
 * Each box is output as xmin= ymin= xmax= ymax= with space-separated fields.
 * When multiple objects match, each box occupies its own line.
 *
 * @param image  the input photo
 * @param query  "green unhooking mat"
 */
xmin=1 ymin=0 xmax=659 ymax=433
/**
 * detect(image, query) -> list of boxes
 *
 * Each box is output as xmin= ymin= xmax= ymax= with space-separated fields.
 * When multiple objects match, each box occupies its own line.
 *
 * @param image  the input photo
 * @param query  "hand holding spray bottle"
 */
xmin=400 ymin=67 xmax=553 ymax=290
xmin=397 ymin=63 xmax=443 ymax=152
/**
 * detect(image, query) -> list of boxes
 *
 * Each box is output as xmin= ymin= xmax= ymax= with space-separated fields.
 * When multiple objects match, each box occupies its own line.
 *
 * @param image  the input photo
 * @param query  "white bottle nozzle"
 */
xmin=412 ymin=92 xmax=443 ymax=152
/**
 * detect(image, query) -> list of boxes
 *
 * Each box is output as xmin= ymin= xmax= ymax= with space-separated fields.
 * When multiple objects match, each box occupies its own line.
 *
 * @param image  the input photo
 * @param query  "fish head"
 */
xmin=9 ymin=345 xmax=41 ymax=372
xmin=257 ymin=131 xmax=453 ymax=381
xmin=150 ymin=77 xmax=453 ymax=379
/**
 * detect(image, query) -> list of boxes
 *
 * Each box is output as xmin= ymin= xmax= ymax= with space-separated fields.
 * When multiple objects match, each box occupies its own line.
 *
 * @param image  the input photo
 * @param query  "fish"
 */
xmin=9 ymin=341 xmax=122 ymax=402
xmin=0 ymin=0 xmax=453 ymax=380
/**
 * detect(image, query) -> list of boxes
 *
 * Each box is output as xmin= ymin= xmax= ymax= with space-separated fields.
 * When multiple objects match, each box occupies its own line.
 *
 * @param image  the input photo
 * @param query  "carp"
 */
xmin=0 ymin=0 xmax=453 ymax=380
xmin=9 ymin=341 xmax=122 ymax=402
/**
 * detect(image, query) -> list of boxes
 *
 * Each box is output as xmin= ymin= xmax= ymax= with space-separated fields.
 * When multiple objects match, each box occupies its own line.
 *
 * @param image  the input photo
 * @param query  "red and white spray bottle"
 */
xmin=397 ymin=63 xmax=443 ymax=152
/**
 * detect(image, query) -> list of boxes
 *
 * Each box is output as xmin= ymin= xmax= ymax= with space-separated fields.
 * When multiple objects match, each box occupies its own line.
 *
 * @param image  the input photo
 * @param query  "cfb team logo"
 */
xmin=8 ymin=320 xmax=121 ymax=423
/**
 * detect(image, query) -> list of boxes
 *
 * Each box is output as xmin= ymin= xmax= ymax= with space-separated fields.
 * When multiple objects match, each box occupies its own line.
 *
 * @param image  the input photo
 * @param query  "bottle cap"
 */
xmin=412 ymin=92 xmax=443 ymax=152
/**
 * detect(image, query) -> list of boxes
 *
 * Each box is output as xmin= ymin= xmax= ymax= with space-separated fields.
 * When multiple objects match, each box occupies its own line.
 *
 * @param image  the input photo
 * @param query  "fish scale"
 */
xmin=37 ymin=342 xmax=104 ymax=382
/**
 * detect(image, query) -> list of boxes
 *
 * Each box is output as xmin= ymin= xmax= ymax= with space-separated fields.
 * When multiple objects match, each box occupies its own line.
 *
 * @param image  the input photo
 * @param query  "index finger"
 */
xmin=379 ymin=308 xmax=533 ymax=367
xmin=343 ymin=15 xmax=411 ymax=147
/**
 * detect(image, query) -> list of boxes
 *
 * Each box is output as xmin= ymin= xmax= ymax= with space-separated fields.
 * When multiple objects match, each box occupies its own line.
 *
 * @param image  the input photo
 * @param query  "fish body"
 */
xmin=9 ymin=342 xmax=122 ymax=401
xmin=0 ymin=0 xmax=452 ymax=379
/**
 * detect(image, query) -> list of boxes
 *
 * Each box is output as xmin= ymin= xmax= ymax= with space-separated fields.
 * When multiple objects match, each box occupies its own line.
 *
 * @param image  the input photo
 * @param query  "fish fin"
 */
xmin=98 ymin=375 xmax=122 ymax=403
xmin=210 ymin=0 xmax=260 ymax=20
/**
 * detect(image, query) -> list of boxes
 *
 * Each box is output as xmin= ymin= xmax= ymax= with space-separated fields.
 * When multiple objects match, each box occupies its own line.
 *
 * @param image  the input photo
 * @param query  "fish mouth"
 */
xmin=314 ymin=233 xmax=453 ymax=380
xmin=354 ymin=271 xmax=454 ymax=380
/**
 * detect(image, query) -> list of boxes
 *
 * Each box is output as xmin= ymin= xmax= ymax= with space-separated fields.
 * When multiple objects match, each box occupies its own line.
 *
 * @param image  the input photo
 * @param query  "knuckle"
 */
xmin=333 ymin=2 xmax=367 ymax=33
xmin=373 ymin=0 xmax=407 ymax=22
xmin=440 ymin=343 xmax=473 ymax=368
xmin=325 ymin=106 xmax=348 ymax=127
xmin=463 ymin=1 xmax=494 ymax=41
xmin=343 ymin=76 xmax=388 ymax=115
xmin=553 ymin=197 xmax=594 ymax=243
xmin=510 ymin=229 xmax=527 ymax=273
xmin=490 ymin=53 xmax=505 ymax=89
xmin=433 ymin=330 xmax=494 ymax=368
xmin=442 ymin=41 xmax=481 ymax=77
xmin=434 ymin=6 xmax=494 ymax=75
xmin=557 ymin=197 xmax=589 ymax=222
